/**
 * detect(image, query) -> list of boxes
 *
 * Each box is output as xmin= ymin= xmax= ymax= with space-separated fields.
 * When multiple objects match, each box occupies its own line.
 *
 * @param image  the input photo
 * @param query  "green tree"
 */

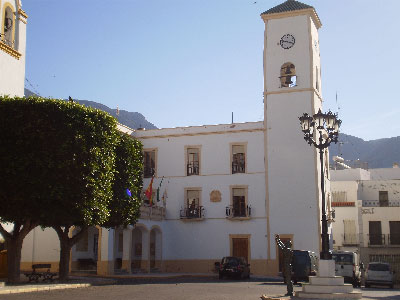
xmin=0 ymin=96 xmax=119 ymax=282
xmin=53 ymin=133 xmax=143 ymax=280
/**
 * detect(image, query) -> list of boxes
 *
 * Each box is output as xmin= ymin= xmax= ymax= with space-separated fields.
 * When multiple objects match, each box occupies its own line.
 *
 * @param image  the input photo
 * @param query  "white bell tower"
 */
xmin=261 ymin=0 xmax=324 ymax=260
xmin=0 ymin=0 xmax=28 ymax=97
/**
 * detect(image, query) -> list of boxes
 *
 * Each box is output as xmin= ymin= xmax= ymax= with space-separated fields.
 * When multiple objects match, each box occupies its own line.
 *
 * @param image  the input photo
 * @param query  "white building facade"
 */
xmin=18 ymin=0 xmax=333 ymax=277
xmin=331 ymin=165 xmax=400 ymax=282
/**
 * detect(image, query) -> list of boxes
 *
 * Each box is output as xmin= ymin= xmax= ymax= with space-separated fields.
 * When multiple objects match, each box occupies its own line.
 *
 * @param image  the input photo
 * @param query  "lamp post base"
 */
xmin=295 ymin=260 xmax=362 ymax=299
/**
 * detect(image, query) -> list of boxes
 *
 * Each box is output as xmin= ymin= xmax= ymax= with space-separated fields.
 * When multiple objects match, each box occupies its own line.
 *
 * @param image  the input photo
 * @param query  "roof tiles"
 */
xmin=261 ymin=0 xmax=314 ymax=15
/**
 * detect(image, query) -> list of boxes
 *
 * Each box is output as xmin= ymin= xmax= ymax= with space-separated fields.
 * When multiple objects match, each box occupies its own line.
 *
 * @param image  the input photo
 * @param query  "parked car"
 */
xmin=287 ymin=250 xmax=318 ymax=283
xmin=332 ymin=251 xmax=362 ymax=287
xmin=218 ymin=256 xmax=250 ymax=279
xmin=365 ymin=262 xmax=395 ymax=289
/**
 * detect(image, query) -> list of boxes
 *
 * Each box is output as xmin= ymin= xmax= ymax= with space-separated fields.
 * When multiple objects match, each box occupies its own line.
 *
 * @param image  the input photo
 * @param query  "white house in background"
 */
xmin=19 ymin=0 xmax=332 ymax=277
xmin=0 ymin=0 xmax=27 ymax=97
xmin=330 ymin=163 xmax=400 ymax=281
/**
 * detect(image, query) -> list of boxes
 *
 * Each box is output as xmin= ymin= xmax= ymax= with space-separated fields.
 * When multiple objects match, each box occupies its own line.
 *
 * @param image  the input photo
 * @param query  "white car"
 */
xmin=365 ymin=262 xmax=395 ymax=289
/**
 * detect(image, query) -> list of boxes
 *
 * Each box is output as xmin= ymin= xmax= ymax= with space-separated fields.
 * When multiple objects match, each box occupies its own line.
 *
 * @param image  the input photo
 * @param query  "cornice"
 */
xmin=0 ymin=41 xmax=21 ymax=59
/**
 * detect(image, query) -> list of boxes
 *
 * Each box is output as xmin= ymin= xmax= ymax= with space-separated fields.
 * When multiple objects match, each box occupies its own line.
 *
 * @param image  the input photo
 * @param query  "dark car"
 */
xmin=218 ymin=256 xmax=250 ymax=279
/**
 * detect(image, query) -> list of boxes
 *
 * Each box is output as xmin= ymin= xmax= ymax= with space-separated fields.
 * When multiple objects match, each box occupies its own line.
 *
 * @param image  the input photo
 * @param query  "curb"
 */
xmin=0 ymin=283 xmax=91 ymax=294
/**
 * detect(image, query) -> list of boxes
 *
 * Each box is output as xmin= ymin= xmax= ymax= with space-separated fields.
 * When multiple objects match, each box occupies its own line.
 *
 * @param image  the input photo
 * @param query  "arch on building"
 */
xmin=70 ymin=226 xmax=100 ymax=273
xmin=150 ymin=225 xmax=163 ymax=270
xmin=2 ymin=3 xmax=15 ymax=48
xmin=131 ymin=223 xmax=149 ymax=272
xmin=280 ymin=62 xmax=296 ymax=88
xmin=113 ymin=226 xmax=124 ymax=271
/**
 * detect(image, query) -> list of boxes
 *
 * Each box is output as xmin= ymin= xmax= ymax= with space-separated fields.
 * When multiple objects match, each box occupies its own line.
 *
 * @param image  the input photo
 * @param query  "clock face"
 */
xmin=280 ymin=34 xmax=295 ymax=49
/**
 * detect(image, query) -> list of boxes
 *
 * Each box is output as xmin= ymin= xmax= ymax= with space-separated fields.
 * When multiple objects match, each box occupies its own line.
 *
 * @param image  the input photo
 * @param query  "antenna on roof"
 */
xmin=232 ymin=112 xmax=233 ymax=124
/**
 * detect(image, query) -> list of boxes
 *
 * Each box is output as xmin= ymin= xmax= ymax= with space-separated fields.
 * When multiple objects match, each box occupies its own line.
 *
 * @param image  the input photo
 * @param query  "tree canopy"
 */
xmin=0 ymin=96 xmax=143 ymax=281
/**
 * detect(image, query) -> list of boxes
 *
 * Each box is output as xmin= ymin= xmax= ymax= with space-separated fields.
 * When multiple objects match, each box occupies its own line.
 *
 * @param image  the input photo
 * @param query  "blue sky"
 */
xmin=23 ymin=0 xmax=400 ymax=141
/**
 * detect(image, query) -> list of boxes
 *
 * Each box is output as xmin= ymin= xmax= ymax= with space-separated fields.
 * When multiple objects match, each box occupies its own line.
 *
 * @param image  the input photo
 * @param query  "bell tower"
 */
xmin=0 ymin=0 xmax=28 ymax=97
xmin=261 ymin=0 xmax=324 ymax=262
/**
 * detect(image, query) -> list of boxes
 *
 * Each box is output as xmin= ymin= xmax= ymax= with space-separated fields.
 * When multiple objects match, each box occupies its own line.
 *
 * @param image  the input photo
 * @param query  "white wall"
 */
xmin=331 ymin=168 xmax=371 ymax=181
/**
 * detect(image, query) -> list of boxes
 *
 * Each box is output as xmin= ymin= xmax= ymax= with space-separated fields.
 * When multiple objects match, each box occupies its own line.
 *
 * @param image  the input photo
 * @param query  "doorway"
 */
xmin=230 ymin=235 xmax=250 ymax=262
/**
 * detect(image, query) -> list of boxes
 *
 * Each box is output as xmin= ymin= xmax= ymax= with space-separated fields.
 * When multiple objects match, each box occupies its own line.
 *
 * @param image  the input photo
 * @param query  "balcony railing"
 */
xmin=368 ymin=234 xmax=385 ymax=246
xmin=226 ymin=205 xmax=251 ymax=218
xmin=139 ymin=205 xmax=165 ymax=221
xmin=143 ymin=166 xmax=155 ymax=178
xmin=180 ymin=206 xmax=204 ymax=219
xmin=232 ymin=161 xmax=245 ymax=174
xmin=342 ymin=234 xmax=358 ymax=245
xmin=389 ymin=234 xmax=400 ymax=246
xmin=187 ymin=161 xmax=199 ymax=176
xmin=362 ymin=200 xmax=400 ymax=207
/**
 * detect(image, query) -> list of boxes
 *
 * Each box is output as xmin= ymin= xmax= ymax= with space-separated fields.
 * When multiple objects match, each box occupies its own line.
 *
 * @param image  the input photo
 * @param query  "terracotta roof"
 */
xmin=261 ymin=0 xmax=314 ymax=15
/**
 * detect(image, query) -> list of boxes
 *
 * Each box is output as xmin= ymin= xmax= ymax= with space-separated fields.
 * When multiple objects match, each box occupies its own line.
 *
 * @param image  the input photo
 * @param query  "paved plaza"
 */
xmin=0 ymin=276 xmax=399 ymax=300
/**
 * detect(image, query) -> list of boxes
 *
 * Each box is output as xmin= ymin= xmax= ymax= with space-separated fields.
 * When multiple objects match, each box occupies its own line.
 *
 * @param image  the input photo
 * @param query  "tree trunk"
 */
xmin=6 ymin=237 xmax=23 ymax=283
xmin=58 ymin=234 xmax=71 ymax=281
xmin=53 ymin=226 xmax=88 ymax=282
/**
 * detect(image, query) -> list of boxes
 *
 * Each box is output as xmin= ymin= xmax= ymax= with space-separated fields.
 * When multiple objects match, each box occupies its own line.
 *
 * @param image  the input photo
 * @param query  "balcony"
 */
xmin=226 ymin=205 xmax=251 ymax=219
xmin=332 ymin=201 xmax=355 ymax=207
xmin=139 ymin=205 xmax=165 ymax=221
xmin=368 ymin=234 xmax=385 ymax=246
xmin=232 ymin=161 xmax=245 ymax=174
xmin=342 ymin=234 xmax=359 ymax=246
xmin=180 ymin=206 xmax=204 ymax=220
xmin=389 ymin=234 xmax=400 ymax=246
xmin=187 ymin=161 xmax=199 ymax=176
xmin=367 ymin=234 xmax=400 ymax=247
xmin=362 ymin=200 xmax=400 ymax=207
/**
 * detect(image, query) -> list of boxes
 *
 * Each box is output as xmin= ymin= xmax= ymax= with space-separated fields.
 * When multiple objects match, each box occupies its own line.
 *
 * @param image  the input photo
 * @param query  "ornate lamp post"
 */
xmin=299 ymin=109 xmax=341 ymax=260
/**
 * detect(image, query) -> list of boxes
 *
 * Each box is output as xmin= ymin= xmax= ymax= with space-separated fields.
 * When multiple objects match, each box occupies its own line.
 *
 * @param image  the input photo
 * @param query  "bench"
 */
xmin=24 ymin=264 xmax=57 ymax=282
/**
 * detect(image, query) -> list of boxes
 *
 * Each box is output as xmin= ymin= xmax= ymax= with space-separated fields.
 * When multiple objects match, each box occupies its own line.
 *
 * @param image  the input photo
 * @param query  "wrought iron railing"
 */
xmin=139 ymin=205 xmax=165 ymax=220
xmin=342 ymin=234 xmax=358 ymax=245
xmin=225 ymin=205 xmax=251 ymax=218
xmin=180 ymin=206 xmax=204 ymax=219
xmin=362 ymin=200 xmax=400 ymax=207
xmin=143 ymin=166 xmax=155 ymax=178
xmin=389 ymin=234 xmax=400 ymax=246
xmin=187 ymin=161 xmax=199 ymax=176
xmin=232 ymin=161 xmax=245 ymax=174
xmin=368 ymin=234 xmax=385 ymax=246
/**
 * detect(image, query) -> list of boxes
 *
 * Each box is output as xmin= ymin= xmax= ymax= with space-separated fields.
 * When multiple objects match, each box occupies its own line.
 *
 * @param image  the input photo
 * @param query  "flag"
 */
xmin=157 ymin=177 xmax=164 ymax=202
xmin=145 ymin=176 xmax=154 ymax=206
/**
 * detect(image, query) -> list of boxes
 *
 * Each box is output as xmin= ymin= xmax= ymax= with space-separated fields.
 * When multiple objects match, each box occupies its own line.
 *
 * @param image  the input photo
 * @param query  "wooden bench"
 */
xmin=24 ymin=264 xmax=57 ymax=282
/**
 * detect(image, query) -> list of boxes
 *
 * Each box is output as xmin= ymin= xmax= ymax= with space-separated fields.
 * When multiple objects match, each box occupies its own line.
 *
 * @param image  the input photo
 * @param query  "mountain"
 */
xmin=24 ymin=88 xmax=157 ymax=130
xmin=329 ymin=134 xmax=400 ymax=169
xmin=23 ymin=89 xmax=399 ymax=168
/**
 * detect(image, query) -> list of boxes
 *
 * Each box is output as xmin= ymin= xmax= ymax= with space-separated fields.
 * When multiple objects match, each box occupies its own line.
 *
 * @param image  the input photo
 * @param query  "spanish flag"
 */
xmin=145 ymin=176 xmax=154 ymax=206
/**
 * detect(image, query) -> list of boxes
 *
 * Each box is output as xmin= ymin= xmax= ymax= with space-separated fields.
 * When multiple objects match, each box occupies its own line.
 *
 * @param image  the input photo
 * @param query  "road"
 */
xmin=1 ymin=276 xmax=400 ymax=300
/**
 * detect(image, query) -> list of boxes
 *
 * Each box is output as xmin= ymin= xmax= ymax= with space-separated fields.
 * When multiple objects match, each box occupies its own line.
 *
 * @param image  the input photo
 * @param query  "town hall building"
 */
xmin=10 ymin=0 xmax=333 ymax=277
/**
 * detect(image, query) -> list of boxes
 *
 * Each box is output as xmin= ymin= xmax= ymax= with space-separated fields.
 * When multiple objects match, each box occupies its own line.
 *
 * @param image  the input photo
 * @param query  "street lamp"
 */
xmin=299 ymin=109 xmax=341 ymax=260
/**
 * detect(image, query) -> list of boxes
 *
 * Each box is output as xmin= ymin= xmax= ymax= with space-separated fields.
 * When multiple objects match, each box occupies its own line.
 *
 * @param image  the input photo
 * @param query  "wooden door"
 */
xmin=232 ymin=238 xmax=248 ymax=261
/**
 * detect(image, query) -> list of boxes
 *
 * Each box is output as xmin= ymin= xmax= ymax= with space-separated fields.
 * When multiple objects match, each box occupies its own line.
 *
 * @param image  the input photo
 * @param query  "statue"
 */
xmin=275 ymin=235 xmax=294 ymax=296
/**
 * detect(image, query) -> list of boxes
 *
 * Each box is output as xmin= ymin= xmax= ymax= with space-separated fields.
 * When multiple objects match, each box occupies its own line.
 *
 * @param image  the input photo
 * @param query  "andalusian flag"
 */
xmin=157 ymin=177 xmax=164 ymax=202
xmin=145 ymin=176 xmax=154 ymax=206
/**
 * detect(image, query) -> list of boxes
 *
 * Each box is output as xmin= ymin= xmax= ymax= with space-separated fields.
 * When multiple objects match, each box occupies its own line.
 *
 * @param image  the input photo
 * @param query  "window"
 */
xmin=389 ymin=221 xmax=400 ymax=245
xmin=2 ymin=5 xmax=14 ymax=48
xmin=369 ymin=221 xmax=382 ymax=245
xmin=232 ymin=144 xmax=246 ymax=174
xmin=379 ymin=191 xmax=389 ymax=207
xmin=227 ymin=187 xmax=250 ymax=218
xmin=181 ymin=188 xmax=203 ymax=219
xmin=343 ymin=220 xmax=357 ymax=245
xmin=76 ymin=229 xmax=89 ymax=252
xmin=186 ymin=147 xmax=200 ymax=176
xmin=143 ymin=149 xmax=156 ymax=178
xmin=279 ymin=62 xmax=296 ymax=88
xmin=332 ymin=191 xmax=347 ymax=203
